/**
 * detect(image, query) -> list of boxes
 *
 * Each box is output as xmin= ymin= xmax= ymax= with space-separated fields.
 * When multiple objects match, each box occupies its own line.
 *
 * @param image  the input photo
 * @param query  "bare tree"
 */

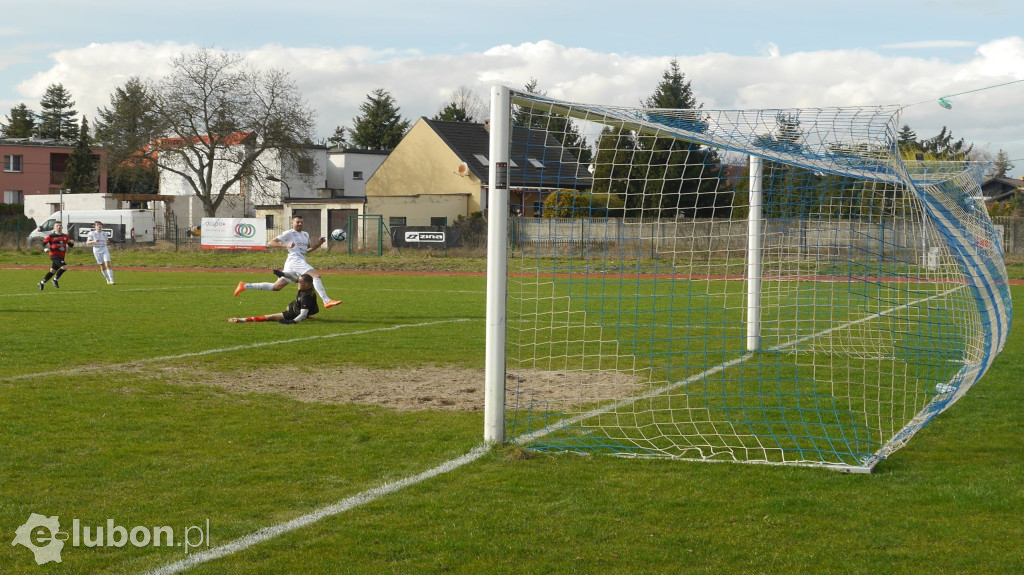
xmin=149 ymin=49 xmax=316 ymax=216
xmin=434 ymin=85 xmax=487 ymax=123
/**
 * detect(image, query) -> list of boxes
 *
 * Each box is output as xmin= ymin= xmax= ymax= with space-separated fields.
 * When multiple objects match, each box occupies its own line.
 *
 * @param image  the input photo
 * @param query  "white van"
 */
xmin=28 ymin=210 xmax=155 ymax=247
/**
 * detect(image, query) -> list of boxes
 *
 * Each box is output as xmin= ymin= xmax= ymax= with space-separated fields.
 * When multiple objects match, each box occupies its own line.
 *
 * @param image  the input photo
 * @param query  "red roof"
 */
xmin=153 ymin=131 xmax=254 ymax=150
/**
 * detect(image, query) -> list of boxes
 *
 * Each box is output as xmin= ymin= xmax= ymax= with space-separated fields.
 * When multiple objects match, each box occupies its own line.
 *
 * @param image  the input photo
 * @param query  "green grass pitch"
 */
xmin=1 ymin=264 xmax=1022 ymax=573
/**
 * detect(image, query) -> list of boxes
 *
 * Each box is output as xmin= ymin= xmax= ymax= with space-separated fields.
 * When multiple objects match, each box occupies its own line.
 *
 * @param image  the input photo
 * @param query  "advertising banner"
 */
xmin=68 ymin=222 xmax=126 ymax=243
xmin=389 ymin=227 xmax=462 ymax=248
xmin=200 ymin=218 xmax=266 ymax=250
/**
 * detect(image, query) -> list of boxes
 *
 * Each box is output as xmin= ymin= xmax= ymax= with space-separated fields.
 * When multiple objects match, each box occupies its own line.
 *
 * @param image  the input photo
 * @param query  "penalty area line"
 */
xmin=3 ymin=318 xmax=473 ymax=382
xmin=146 ymin=444 xmax=492 ymax=575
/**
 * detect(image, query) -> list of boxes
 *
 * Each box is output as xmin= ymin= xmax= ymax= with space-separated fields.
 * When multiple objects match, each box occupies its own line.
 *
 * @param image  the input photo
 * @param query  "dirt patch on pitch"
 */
xmin=137 ymin=365 xmax=644 ymax=412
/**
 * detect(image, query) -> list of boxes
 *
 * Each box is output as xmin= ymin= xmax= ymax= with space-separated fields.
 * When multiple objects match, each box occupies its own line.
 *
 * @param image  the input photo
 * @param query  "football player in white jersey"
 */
xmin=86 ymin=221 xmax=115 ymax=284
xmin=233 ymin=214 xmax=341 ymax=308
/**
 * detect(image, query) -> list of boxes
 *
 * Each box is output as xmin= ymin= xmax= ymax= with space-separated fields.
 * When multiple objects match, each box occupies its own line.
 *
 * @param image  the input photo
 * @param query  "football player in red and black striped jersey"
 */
xmin=38 ymin=221 xmax=74 ymax=290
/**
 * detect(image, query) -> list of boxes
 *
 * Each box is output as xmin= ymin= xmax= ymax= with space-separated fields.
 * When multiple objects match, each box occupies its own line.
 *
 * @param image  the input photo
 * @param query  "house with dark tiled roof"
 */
xmin=981 ymin=176 xmax=1024 ymax=203
xmin=365 ymin=118 xmax=591 ymax=227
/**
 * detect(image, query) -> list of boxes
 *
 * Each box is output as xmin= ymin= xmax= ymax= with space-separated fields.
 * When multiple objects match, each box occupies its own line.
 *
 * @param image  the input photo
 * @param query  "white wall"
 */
xmin=159 ymin=145 xmax=330 ymax=211
xmin=158 ymin=143 xmax=250 ymax=217
xmin=327 ymin=150 xmax=387 ymax=197
xmin=276 ymin=147 xmax=328 ymax=200
xmin=165 ymin=194 xmax=245 ymax=230
xmin=24 ymin=193 xmax=122 ymax=224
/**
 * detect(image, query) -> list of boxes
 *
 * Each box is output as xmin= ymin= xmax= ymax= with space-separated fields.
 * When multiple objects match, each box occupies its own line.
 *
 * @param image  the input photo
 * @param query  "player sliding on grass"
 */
xmin=229 ymin=273 xmax=319 ymax=324
xmin=233 ymin=214 xmax=341 ymax=308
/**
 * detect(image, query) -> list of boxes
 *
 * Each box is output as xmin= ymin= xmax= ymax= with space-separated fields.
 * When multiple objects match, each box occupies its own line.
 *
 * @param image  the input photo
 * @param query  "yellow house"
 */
xmin=365 ymin=118 xmax=591 ymax=228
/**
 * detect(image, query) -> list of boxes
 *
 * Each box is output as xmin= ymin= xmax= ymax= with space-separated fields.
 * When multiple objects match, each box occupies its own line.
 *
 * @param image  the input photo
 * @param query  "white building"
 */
xmin=157 ymin=133 xmax=387 ymax=240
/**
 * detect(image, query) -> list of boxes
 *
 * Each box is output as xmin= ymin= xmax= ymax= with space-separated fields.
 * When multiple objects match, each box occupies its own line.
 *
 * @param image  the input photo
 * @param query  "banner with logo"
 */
xmin=389 ymin=227 xmax=462 ymax=249
xmin=200 ymin=218 xmax=266 ymax=250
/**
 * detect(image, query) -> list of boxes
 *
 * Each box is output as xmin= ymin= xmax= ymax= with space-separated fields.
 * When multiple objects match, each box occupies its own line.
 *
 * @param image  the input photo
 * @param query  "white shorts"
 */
xmin=282 ymin=258 xmax=314 ymax=281
xmin=93 ymin=247 xmax=111 ymax=264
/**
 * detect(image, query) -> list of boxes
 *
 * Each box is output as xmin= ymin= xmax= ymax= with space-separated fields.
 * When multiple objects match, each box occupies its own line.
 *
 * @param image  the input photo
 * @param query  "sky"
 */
xmin=3 ymin=0 xmax=1024 ymax=175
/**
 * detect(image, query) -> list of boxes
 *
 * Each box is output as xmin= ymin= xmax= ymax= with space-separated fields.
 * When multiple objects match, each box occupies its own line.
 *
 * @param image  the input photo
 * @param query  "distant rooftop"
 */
xmin=0 ymin=136 xmax=84 ymax=147
xmin=328 ymin=147 xmax=390 ymax=155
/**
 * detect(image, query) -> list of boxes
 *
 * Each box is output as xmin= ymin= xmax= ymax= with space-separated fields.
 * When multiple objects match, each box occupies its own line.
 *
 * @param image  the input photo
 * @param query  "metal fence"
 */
xmin=511 ymin=217 xmax=945 ymax=262
xmin=992 ymin=217 xmax=1024 ymax=255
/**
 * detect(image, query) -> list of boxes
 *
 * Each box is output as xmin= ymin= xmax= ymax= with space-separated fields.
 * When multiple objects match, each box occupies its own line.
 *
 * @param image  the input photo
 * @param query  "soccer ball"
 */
xmin=330 ymin=228 xmax=347 ymax=241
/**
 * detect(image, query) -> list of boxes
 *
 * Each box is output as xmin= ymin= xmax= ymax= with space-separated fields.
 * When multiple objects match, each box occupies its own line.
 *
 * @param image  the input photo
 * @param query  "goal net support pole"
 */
xmin=483 ymin=85 xmax=510 ymax=443
xmin=746 ymin=155 xmax=764 ymax=352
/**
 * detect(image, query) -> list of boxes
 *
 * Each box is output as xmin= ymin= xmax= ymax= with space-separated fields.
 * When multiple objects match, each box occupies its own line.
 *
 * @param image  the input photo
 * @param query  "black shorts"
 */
xmin=49 ymin=256 xmax=66 ymax=270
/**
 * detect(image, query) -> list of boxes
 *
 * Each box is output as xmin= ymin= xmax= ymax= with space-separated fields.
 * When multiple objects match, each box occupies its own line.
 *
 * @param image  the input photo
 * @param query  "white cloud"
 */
xmin=7 ymin=38 xmax=1024 ymax=162
xmin=881 ymin=40 xmax=978 ymax=49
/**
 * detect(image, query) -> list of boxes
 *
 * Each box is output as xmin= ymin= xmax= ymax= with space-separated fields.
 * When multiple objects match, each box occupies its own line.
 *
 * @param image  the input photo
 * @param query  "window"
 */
xmin=49 ymin=153 xmax=68 ymax=171
xmin=265 ymin=214 xmax=275 ymax=230
xmin=474 ymin=154 xmax=517 ymax=168
xmin=3 ymin=155 xmax=22 ymax=172
xmin=352 ymin=170 xmax=363 ymax=180
xmin=389 ymin=217 xmax=406 ymax=227
xmin=528 ymin=158 xmax=544 ymax=168
xmin=297 ymin=157 xmax=314 ymax=175
xmin=430 ymin=217 xmax=447 ymax=227
xmin=3 ymin=190 xmax=23 ymax=204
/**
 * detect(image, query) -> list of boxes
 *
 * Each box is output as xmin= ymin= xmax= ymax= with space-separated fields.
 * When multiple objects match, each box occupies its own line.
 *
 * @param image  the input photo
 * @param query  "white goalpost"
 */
xmin=746 ymin=155 xmax=763 ymax=352
xmin=484 ymin=85 xmax=1011 ymax=472
xmin=484 ymin=85 xmax=511 ymax=443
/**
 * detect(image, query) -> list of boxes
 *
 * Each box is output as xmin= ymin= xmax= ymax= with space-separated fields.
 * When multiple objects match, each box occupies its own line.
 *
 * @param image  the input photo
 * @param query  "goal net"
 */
xmin=484 ymin=86 xmax=1011 ymax=472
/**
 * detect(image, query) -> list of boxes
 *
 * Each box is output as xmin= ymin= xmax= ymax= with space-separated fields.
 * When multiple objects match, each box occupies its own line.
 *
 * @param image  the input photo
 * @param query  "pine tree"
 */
xmin=63 ymin=116 xmax=98 ymax=193
xmin=349 ymin=89 xmax=410 ymax=150
xmin=434 ymin=102 xmax=472 ymax=122
xmin=511 ymin=78 xmax=542 ymax=128
xmin=1 ymin=104 xmax=36 ymax=138
xmin=645 ymin=59 xmax=698 ymax=109
xmin=591 ymin=125 xmax=642 ymax=208
xmin=992 ymin=150 xmax=1014 ymax=179
xmin=921 ymin=126 xmax=973 ymax=159
xmin=36 ymin=83 xmax=79 ymax=140
xmin=640 ymin=59 xmax=726 ymax=218
xmin=94 ymin=77 xmax=162 ymax=194
xmin=897 ymin=124 xmax=918 ymax=150
xmin=327 ymin=126 xmax=349 ymax=148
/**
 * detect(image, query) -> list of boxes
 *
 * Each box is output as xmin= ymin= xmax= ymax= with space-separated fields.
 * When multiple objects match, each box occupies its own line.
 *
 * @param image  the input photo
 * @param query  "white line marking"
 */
xmin=145 ymin=444 xmax=492 ymax=575
xmin=3 ymin=286 xmax=205 ymax=298
xmin=2 ymin=319 xmax=472 ymax=382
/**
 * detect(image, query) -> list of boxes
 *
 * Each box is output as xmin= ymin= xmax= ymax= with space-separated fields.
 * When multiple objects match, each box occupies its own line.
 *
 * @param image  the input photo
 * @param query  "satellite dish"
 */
xmin=456 ymin=162 xmax=469 ymax=176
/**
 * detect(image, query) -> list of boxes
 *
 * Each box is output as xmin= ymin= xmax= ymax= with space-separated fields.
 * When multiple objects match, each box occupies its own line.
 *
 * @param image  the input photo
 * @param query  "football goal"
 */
xmin=483 ymin=85 xmax=1011 ymax=472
